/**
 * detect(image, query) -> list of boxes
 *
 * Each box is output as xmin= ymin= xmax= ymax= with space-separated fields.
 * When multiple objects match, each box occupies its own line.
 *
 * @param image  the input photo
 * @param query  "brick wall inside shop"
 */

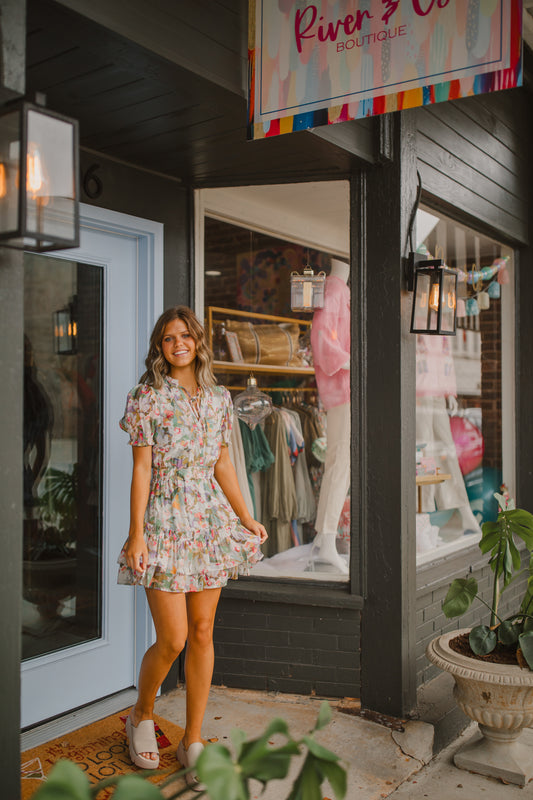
xmin=479 ymin=298 xmax=502 ymax=469
xmin=416 ymin=549 xmax=529 ymax=687
xmin=212 ymin=596 xmax=361 ymax=698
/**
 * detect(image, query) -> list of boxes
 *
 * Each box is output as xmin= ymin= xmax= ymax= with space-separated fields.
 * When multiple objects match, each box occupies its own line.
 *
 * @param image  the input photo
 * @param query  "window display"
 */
xmin=203 ymin=213 xmax=350 ymax=581
xmin=415 ymin=207 xmax=514 ymax=565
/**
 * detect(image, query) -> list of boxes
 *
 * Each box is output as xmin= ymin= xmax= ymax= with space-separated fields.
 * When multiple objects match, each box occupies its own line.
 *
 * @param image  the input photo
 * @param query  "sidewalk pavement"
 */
xmin=155 ymin=686 xmax=531 ymax=799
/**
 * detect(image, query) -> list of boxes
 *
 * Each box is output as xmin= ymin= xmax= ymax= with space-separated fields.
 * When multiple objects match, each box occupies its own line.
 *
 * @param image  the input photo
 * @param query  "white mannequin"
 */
xmin=309 ymin=258 xmax=350 ymax=574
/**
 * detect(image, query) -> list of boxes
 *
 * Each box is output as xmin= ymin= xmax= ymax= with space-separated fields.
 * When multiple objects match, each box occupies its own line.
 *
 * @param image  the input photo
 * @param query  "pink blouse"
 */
xmin=310 ymin=276 xmax=350 ymax=410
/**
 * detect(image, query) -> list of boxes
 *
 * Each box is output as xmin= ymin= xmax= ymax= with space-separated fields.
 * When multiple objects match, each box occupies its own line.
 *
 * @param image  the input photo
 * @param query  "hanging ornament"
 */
xmin=233 ymin=376 xmax=273 ymax=430
xmin=477 ymin=291 xmax=490 ymax=310
xmin=498 ymin=265 xmax=510 ymax=284
xmin=466 ymin=297 xmax=479 ymax=316
xmin=488 ymin=281 xmax=501 ymax=299
xmin=456 ymin=298 xmax=466 ymax=318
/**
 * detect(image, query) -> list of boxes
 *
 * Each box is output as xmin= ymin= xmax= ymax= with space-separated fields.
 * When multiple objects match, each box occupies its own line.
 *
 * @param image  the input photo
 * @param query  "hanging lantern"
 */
xmin=290 ymin=268 xmax=326 ymax=312
xmin=409 ymin=257 xmax=457 ymax=335
xmin=456 ymin=298 xmax=466 ymax=318
xmin=466 ymin=297 xmax=479 ymax=316
xmin=233 ymin=376 xmax=272 ymax=429
xmin=488 ymin=281 xmax=501 ymax=299
xmin=53 ymin=297 xmax=77 ymax=355
xmin=0 ymin=99 xmax=79 ymax=251
xmin=477 ymin=291 xmax=490 ymax=310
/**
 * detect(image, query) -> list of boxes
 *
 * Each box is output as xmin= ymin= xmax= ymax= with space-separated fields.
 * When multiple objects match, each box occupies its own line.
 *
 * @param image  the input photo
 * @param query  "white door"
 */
xmin=21 ymin=206 xmax=163 ymax=727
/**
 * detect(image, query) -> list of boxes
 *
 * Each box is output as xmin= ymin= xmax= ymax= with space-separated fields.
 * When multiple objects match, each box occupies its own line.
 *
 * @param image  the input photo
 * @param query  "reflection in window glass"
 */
xmin=23 ymin=254 xmax=103 ymax=659
xmin=204 ymin=217 xmax=350 ymax=581
xmin=415 ymin=208 xmax=514 ymax=564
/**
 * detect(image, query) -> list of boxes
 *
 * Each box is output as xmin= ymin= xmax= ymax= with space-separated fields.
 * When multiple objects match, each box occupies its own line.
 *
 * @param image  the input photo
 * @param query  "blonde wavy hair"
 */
xmin=140 ymin=306 xmax=216 ymax=389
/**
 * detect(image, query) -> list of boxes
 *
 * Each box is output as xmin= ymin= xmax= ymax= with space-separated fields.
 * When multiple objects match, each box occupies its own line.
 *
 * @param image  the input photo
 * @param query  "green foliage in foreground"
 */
xmin=31 ymin=701 xmax=346 ymax=800
xmin=442 ymin=493 xmax=533 ymax=668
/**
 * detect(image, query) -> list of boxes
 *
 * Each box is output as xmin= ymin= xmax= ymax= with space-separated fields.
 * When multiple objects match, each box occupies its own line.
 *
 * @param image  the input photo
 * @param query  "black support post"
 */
xmin=360 ymin=110 xmax=418 ymax=717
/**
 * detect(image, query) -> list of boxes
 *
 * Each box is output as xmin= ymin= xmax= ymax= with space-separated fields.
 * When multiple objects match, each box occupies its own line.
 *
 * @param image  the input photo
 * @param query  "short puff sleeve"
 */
xmin=220 ymin=387 xmax=234 ymax=446
xmin=119 ymin=384 xmax=157 ymax=446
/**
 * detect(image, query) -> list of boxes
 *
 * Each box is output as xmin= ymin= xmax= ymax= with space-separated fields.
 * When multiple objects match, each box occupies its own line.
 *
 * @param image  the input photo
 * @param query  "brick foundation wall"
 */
xmin=212 ymin=596 xmax=361 ymax=698
xmin=416 ymin=549 xmax=529 ymax=687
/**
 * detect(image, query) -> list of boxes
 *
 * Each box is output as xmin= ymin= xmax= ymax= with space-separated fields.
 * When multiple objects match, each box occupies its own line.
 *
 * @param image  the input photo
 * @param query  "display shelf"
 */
xmin=212 ymin=360 xmax=314 ymax=375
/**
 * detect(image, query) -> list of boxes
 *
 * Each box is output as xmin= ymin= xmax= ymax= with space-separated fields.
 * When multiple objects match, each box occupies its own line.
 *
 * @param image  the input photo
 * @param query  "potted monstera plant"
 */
xmin=426 ymin=492 xmax=533 ymax=786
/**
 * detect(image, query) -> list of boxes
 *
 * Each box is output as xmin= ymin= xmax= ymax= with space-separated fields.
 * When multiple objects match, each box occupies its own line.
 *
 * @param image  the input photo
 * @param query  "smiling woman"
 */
xmin=116 ymin=305 xmax=267 ymax=784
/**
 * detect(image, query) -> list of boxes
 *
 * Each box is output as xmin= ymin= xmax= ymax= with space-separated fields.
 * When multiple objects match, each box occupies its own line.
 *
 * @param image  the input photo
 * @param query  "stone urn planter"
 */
xmin=427 ymin=629 xmax=533 ymax=786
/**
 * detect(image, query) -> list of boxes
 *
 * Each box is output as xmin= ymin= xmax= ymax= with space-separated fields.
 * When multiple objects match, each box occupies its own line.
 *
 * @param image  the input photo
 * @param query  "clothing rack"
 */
xmin=227 ymin=386 xmax=317 ymax=392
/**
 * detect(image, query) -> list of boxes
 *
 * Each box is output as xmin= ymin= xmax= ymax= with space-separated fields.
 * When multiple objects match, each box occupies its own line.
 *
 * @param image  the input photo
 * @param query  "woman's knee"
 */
xmin=187 ymin=617 xmax=214 ymax=649
xmin=156 ymin=633 xmax=187 ymax=661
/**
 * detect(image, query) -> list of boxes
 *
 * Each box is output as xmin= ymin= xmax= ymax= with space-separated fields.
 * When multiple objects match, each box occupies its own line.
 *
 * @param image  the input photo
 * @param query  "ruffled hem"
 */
xmin=117 ymin=558 xmax=261 ymax=593
xmin=116 ymin=524 xmax=263 ymax=593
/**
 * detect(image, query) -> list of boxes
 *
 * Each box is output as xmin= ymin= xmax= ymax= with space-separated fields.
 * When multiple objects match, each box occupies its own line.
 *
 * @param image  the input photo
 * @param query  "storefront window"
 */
xmin=201 ymin=184 xmax=350 ymax=581
xmin=415 ymin=207 xmax=514 ymax=565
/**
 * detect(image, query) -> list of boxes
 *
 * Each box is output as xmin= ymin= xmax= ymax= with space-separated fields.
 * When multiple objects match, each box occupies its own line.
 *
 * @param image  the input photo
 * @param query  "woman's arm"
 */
xmin=123 ymin=445 xmax=152 ymax=573
xmin=214 ymin=445 xmax=268 ymax=543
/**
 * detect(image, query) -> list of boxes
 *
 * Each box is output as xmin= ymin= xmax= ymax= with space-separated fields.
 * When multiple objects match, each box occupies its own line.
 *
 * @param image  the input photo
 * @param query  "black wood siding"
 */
xmin=416 ymin=88 xmax=531 ymax=245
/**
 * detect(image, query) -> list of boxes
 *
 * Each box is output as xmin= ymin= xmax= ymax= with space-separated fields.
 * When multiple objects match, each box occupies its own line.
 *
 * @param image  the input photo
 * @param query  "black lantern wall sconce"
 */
xmin=0 ymin=96 xmax=80 ymax=251
xmin=407 ymin=252 xmax=458 ymax=335
xmin=53 ymin=297 xmax=78 ymax=355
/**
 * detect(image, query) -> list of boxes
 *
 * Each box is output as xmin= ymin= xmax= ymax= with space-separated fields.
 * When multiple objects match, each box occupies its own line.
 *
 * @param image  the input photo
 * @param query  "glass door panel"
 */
xmin=23 ymin=254 xmax=103 ymax=661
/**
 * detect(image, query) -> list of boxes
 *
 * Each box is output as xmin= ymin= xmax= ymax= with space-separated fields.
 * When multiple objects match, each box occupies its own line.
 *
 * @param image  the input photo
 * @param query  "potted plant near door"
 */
xmin=426 ymin=492 xmax=533 ymax=786
xmin=23 ymin=466 xmax=78 ymax=617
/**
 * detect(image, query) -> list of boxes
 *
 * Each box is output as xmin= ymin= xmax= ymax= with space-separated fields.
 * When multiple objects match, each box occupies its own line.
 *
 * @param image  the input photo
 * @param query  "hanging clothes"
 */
xmin=261 ymin=408 xmax=298 ymax=557
xmin=239 ymin=419 xmax=275 ymax=519
xmin=228 ymin=412 xmax=254 ymax=519
xmin=282 ymin=408 xmax=316 ymax=524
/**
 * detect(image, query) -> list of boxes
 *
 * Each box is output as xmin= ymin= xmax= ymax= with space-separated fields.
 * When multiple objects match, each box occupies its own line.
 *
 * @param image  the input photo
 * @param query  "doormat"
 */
xmin=21 ymin=711 xmax=185 ymax=799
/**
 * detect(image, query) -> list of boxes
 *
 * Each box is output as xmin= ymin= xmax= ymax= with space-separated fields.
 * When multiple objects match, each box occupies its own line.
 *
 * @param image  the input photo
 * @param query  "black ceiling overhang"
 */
xmin=26 ymin=0 xmax=373 ymax=187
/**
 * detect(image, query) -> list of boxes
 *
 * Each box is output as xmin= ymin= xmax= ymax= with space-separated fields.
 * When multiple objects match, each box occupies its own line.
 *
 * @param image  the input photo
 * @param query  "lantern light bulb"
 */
xmin=429 ymin=283 xmax=440 ymax=312
xmin=0 ymin=163 xmax=6 ymax=199
xmin=27 ymin=145 xmax=44 ymax=197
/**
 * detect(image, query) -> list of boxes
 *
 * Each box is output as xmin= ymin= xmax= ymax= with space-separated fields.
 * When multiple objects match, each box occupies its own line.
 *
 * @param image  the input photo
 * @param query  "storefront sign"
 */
xmin=248 ymin=0 xmax=522 ymax=139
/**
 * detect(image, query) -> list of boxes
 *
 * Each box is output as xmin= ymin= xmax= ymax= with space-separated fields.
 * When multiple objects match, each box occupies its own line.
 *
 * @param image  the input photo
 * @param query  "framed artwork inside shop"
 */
xmin=199 ymin=182 xmax=351 ymax=582
xmin=414 ymin=206 xmax=515 ymax=566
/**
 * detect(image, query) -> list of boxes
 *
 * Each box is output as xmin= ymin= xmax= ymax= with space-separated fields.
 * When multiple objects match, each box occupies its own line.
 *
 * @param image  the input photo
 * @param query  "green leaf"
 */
xmin=508 ymin=537 xmax=522 ymax=572
xmin=518 ymin=631 xmax=533 ymax=670
xmin=242 ymin=743 xmax=298 ymax=783
xmin=302 ymin=736 xmax=340 ymax=763
xmin=507 ymin=509 xmax=533 ymax=549
xmin=32 ymin=760 xmax=91 ymax=800
xmin=313 ymin=701 xmax=332 ymax=732
xmin=196 ymin=744 xmax=247 ymax=800
xmin=503 ymin=540 xmax=514 ymax=587
xmin=442 ymin=577 xmax=478 ymax=618
xmin=498 ymin=620 xmax=519 ymax=645
xmin=469 ymin=625 xmax=497 ymax=655
xmin=230 ymin=728 xmax=247 ymax=760
xmin=112 ymin=775 xmax=163 ymax=800
xmin=286 ymin=756 xmax=322 ymax=800
xmin=479 ymin=530 xmax=500 ymax=554
xmin=315 ymin=759 xmax=347 ymax=800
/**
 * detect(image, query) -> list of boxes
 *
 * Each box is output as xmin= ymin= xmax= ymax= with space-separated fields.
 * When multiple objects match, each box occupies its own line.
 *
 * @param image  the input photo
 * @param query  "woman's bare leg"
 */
xmin=130 ymin=588 xmax=188 ymax=759
xmin=182 ymin=587 xmax=222 ymax=748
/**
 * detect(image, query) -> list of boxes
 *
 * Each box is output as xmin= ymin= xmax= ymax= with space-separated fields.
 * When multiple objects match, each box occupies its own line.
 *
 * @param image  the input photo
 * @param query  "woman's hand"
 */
xmin=123 ymin=535 xmax=149 ymax=574
xmin=240 ymin=516 xmax=268 ymax=544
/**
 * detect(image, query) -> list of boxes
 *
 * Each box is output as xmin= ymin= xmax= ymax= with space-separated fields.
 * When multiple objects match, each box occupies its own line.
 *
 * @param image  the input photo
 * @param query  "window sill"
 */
xmin=221 ymin=577 xmax=363 ymax=609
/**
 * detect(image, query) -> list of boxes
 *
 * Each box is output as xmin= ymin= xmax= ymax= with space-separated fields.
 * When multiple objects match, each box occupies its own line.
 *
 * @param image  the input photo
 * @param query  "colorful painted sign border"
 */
xmin=248 ymin=1 xmax=523 ymax=140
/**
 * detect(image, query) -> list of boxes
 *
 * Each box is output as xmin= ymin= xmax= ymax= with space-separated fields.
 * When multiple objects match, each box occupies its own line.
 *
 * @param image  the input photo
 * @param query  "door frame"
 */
xmin=21 ymin=204 xmax=164 ymax=725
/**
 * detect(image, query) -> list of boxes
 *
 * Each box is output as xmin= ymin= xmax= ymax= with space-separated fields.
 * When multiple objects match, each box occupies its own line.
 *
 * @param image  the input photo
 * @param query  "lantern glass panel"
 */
xmin=412 ymin=270 xmax=440 ymax=332
xmin=25 ymin=109 xmax=76 ymax=244
xmin=0 ymin=110 xmax=21 ymax=235
xmin=440 ymin=271 xmax=457 ymax=333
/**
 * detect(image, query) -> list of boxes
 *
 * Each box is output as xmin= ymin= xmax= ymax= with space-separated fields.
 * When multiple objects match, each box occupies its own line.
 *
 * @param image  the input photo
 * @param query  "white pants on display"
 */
xmin=416 ymin=395 xmax=481 ymax=539
xmin=310 ymin=403 xmax=350 ymax=573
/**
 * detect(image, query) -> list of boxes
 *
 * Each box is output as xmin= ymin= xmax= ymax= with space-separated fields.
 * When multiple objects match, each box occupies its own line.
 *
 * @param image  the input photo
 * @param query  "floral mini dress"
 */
xmin=117 ymin=376 xmax=263 ymax=592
